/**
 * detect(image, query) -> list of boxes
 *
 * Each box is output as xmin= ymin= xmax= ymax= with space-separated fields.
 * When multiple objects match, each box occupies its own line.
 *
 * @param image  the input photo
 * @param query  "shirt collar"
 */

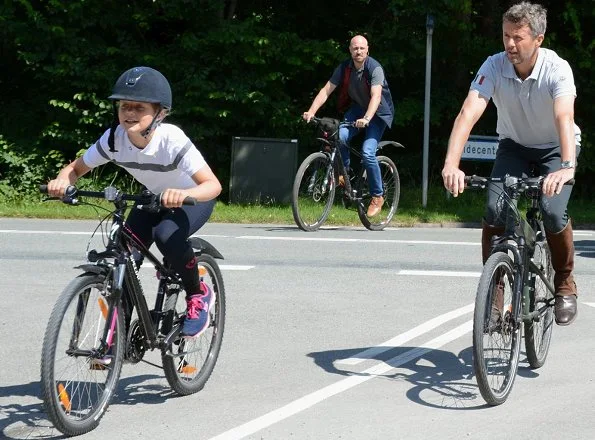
xmin=502 ymin=48 xmax=544 ymax=80
xmin=139 ymin=126 xmax=161 ymax=156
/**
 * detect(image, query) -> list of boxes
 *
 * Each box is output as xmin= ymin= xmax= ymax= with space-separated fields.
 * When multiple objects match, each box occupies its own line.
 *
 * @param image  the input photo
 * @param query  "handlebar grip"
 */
xmin=183 ymin=196 xmax=198 ymax=206
xmin=39 ymin=184 xmax=48 ymax=194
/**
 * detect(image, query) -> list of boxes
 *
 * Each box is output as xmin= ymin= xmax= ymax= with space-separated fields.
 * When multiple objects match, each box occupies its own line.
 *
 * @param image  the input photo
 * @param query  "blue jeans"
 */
xmin=338 ymin=105 xmax=387 ymax=196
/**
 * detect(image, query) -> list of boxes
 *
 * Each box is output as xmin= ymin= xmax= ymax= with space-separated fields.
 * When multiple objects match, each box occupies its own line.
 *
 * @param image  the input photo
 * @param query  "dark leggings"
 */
xmin=485 ymin=138 xmax=580 ymax=233
xmin=125 ymin=199 xmax=216 ymax=296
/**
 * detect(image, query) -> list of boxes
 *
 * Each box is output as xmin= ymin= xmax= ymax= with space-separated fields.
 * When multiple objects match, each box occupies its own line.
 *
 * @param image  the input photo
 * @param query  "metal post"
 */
xmin=422 ymin=14 xmax=434 ymax=208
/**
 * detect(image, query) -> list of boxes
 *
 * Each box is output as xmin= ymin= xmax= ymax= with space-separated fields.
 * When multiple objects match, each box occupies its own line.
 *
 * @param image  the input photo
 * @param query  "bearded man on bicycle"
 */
xmin=441 ymin=2 xmax=581 ymax=325
xmin=303 ymin=35 xmax=395 ymax=217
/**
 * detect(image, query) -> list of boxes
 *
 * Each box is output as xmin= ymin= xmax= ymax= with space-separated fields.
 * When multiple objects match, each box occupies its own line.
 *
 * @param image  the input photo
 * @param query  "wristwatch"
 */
xmin=560 ymin=160 xmax=575 ymax=169
xmin=363 ymin=115 xmax=371 ymax=122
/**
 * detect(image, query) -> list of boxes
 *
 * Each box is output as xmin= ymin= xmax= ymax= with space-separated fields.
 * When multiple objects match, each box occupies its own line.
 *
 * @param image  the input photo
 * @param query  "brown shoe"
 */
xmin=367 ymin=196 xmax=384 ymax=217
xmin=554 ymin=294 xmax=577 ymax=326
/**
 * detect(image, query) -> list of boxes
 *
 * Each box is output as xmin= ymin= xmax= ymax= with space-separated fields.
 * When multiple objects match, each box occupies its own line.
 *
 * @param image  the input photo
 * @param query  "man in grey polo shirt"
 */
xmin=441 ymin=2 xmax=581 ymax=325
xmin=303 ymin=35 xmax=394 ymax=217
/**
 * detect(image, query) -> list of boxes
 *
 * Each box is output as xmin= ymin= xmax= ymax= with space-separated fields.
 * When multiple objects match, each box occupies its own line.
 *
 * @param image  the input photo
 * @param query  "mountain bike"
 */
xmin=465 ymin=174 xmax=572 ymax=405
xmin=291 ymin=116 xmax=404 ymax=231
xmin=38 ymin=185 xmax=226 ymax=436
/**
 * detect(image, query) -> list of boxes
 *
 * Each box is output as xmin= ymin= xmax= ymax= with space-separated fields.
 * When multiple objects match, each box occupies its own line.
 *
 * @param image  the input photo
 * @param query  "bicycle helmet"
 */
xmin=108 ymin=66 xmax=172 ymax=109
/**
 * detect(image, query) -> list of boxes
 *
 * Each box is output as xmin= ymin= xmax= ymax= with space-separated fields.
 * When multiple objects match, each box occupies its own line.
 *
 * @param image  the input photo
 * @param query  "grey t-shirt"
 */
xmin=470 ymin=48 xmax=581 ymax=148
xmin=330 ymin=60 xmax=386 ymax=110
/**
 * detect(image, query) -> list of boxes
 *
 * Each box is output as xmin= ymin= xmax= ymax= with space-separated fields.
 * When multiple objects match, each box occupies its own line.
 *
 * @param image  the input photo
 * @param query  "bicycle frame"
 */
xmin=315 ymin=123 xmax=361 ymax=205
xmin=485 ymin=176 xmax=556 ymax=325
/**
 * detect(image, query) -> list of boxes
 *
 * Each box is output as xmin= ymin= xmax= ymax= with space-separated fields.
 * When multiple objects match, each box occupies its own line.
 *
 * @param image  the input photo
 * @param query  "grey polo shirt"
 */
xmin=470 ymin=48 xmax=581 ymax=148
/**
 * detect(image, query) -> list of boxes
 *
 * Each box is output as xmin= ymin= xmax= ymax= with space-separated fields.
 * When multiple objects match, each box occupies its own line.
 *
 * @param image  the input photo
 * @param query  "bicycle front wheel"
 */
xmin=525 ymin=240 xmax=554 ymax=368
xmin=40 ymin=273 xmax=125 ymax=436
xmin=162 ymin=254 xmax=226 ymax=395
xmin=357 ymin=155 xmax=400 ymax=231
xmin=291 ymin=152 xmax=336 ymax=231
xmin=473 ymin=252 xmax=521 ymax=406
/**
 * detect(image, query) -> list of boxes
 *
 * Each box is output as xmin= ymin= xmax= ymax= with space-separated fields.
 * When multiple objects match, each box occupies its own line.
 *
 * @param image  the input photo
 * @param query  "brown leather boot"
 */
xmin=481 ymin=220 xmax=505 ymax=264
xmin=546 ymin=221 xmax=578 ymax=326
xmin=482 ymin=220 xmax=506 ymax=326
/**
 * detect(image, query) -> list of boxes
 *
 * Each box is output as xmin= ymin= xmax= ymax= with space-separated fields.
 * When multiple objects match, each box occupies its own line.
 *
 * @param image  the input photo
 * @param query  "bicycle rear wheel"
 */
xmin=162 ymin=254 xmax=226 ymax=395
xmin=357 ymin=155 xmax=400 ymax=231
xmin=473 ymin=252 xmax=521 ymax=405
xmin=291 ymin=152 xmax=336 ymax=231
xmin=40 ymin=273 xmax=124 ymax=436
xmin=524 ymin=240 xmax=554 ymax=368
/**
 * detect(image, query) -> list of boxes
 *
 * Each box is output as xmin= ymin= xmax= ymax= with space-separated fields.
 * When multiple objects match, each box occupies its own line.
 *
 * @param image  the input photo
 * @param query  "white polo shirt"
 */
xmin=470 ymin=48 xmax=581 ymax=148
xmin=83 ymin=124 xmax=207 ymax=194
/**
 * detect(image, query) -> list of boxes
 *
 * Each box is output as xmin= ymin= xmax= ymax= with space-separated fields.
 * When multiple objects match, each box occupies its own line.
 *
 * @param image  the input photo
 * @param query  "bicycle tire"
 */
xmin=291 ymin=152 xmax=336 ymax=231
xmin=357 ymin=155 xmax=400 ymax=231
xmin=40 ymin=273 xmax=125 ymax=436
xmin=473 ymin=252 xmax=522 ymax=406
xmin=162 ymin=254 xmax=226 ymax=395
xmin=524 ymin=240 xmax=554 ymax=368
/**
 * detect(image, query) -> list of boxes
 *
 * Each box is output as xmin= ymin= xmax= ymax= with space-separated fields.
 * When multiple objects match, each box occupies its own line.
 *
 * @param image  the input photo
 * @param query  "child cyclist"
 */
xmin=46 ymin=66 xmax=222 ymax=337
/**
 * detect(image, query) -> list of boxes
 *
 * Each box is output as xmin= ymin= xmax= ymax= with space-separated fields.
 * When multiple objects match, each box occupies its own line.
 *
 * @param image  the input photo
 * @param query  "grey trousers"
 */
xmin=485 ymin=138 xmax=580 ymax=233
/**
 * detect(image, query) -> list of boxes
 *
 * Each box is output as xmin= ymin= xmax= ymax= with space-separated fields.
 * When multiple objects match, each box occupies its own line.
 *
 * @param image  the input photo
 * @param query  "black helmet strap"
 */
xmin=140 ymin=109 xmax=163 ymax=138
xmin=108 ymin=103 xmax=167 ymax=149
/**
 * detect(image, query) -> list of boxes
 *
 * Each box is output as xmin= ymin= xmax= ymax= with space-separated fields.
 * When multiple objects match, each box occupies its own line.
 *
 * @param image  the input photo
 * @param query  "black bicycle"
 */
xmin=291 ymin=116 xmax=404 ymax=231
xmin=465 ymin=174 xmax=572 ymax=405
xmin=39 ymin=185 xmax=225 ymax=436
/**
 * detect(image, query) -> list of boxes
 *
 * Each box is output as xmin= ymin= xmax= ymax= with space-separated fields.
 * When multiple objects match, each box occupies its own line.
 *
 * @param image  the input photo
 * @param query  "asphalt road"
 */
xmin=1 ymin=218 xmax=594 ymax=439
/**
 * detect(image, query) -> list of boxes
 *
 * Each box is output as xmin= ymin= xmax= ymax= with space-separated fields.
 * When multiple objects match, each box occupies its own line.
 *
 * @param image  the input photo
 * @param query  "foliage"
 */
xmin=0 ymin=0 xmax=593 ymax=201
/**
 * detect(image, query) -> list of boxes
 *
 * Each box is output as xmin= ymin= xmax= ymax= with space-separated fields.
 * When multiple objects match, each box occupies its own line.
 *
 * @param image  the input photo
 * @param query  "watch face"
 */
xmin=561 ymin=161 xmax=574 ymax=169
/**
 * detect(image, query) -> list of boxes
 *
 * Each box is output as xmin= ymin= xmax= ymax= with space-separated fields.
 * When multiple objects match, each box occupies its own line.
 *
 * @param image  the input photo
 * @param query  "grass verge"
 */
xmin=1 ymin=184 xmax=593 ymax=228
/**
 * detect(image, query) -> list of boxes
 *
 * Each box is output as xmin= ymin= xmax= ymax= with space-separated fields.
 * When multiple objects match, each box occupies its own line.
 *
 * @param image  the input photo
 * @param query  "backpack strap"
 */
xmin=336 ymin=61 xmax=352 ymax=114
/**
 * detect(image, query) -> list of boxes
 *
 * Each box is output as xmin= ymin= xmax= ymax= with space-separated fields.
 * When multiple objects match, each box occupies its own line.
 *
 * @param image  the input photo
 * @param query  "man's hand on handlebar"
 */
xmin=354 ymin=118 xmax=369 ymax=128
xmin=542 ymin=168 xmax=575 ymax=198
xmin=441 ymin=164 xmax=466 ymax=197
xmin=302 ymin=112 xmax=316 ymax=123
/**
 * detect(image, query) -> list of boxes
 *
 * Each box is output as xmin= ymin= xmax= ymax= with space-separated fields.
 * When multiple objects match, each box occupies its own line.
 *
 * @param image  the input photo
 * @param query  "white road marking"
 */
xmin=584 ymin=302 xmax=595 ymax=308
xmin=208 ymin=320 xmax=473 ymax=440
xmin=0 ymin=229 xmax=91 ymax=235
xmin=397 ymin=270 xmax=481 ymax=277
xmin=237 ymin=235 xmax=480 ymax=246
xmin=2 ymin=229 xmax=593 ymax=251
xmin=337 ymin=303 xmax=474 ymax=365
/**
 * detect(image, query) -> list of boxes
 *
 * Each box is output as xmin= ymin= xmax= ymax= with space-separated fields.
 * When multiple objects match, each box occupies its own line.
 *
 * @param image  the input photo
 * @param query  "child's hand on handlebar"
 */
xmin=160 ymin=188 xmax=192 ymax=208
xmin=46 ymin=179 xmax=71 ymax=198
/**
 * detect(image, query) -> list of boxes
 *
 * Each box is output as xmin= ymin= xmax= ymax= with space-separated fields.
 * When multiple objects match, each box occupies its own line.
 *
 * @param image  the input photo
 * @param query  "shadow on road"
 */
xmin=307 ymin=345 xmax=540 ymax=410
xmin=0 ymin=373 xmax=179 ymax=439
xmin=575 ymin=239 xmax=595 ymax=259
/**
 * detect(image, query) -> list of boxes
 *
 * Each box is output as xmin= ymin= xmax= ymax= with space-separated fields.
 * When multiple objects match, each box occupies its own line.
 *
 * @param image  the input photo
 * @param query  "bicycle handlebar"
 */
xmin=39 ymin=185 xmax=198 ymax=208
xmin=306 ymin=116 xmax=357 ymax=127
xmin=464 ymin=175 xmax=575 ymax=190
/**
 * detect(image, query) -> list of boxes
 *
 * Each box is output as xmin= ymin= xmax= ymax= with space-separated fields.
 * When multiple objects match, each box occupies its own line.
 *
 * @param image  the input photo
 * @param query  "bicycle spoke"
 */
xmin=292 ymin=152 xmax=335 ymax=231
